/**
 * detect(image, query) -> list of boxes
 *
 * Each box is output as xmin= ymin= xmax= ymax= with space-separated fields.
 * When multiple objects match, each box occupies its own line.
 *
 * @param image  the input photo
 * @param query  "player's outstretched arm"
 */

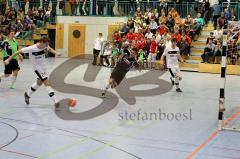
xmin=5 ymin=50 xmax=23 ymax=65
xmin=178 ymin=55 xmax=184 ymax=63
xmin=47 ymin=46 xmax=62 ymax=56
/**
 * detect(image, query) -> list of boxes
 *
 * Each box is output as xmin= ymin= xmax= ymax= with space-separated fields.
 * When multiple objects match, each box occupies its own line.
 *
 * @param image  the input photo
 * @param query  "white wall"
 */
xmin=56 ymin=16 xmax=127 ymax=57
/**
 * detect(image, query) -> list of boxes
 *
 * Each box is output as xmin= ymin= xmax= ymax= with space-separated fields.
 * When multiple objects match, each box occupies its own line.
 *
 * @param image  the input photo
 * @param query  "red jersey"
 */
xmin=137 ymin=40 xmax=146 ymax=50
xmin=183 ymin=35 xmax=191 ymax=45
xmin=126 ymin=33 xmax=135 ymax=42
xmin=113 ymin=33 xmax=122 ymax=42
xmin=149 ymin=41 xmax=158 ymax=53
xmin=134 ymin=33 xmax=144 ymax=41
xmin=171 ymin=33 xmax=182 ymax=43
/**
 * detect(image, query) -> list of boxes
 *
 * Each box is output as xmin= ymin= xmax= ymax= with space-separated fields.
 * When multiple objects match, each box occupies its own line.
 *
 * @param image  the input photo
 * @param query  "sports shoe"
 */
xmin=176 ymin=88 xmax=183 ymax=93
xmin=24 ymin=92 xmax=30 ymax=104
xmin=9 ymin=85 xmax=15 ymax=89
xmin=101 ymin=92 xmax=106 ymax=98
xmin=170 ymin=77 xmax=175 ymax=85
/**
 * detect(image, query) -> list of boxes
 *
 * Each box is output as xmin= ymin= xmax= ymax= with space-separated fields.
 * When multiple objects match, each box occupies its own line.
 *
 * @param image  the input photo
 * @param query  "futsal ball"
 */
xmin=68 ymin=98 xmax=77 ymax=107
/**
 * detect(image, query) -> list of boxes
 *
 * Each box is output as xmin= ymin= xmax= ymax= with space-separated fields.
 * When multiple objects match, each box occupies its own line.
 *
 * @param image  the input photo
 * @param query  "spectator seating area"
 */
xmin=1 ymin=0 xmax=240 ymax=74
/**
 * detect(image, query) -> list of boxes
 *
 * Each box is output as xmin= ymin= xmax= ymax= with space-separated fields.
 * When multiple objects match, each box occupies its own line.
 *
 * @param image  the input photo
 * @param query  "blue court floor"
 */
xmin=0 ymin=58 xmax=240 ymax=159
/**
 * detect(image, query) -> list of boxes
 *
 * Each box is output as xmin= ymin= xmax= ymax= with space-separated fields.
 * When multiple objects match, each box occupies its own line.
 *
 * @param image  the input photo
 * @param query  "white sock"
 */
xmin=10 ymin=76 xmax=17 ymax=87
xmin=175 ymin=78 xmax=179 ymax=89
xmin=46 ymin=86 xmax=58 ymax=103
xmin=103 ymin=84 xmax=110 ymax=94
xmin=27 ymin=82 xmax=40 ymax=97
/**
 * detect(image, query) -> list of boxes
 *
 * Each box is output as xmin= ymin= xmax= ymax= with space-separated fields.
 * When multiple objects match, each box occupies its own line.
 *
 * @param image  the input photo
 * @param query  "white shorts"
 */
xmin=34 ymin=68 xmax=48 ymax=81
xmin=148 ymin=53 xmax=157 ymax=62
xmin=169 ymin=67 xmax=181 ymax=78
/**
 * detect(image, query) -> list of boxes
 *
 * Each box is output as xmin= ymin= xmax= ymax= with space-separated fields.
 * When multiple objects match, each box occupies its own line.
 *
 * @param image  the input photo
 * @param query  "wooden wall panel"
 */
xmin=108 ymin=25 xmax=120 ymax=41
xmin=56 ymin=24 xmax=64 ymax=49
xmin=68 ymin=24 xmax=86 ymax=57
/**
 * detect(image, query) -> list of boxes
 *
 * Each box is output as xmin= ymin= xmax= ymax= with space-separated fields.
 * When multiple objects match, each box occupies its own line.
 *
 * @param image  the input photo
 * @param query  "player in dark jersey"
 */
xmin=101 ymin=47 xmax=140 ymax=97
xmin=0 ymin=31 xmax=23 ymax=88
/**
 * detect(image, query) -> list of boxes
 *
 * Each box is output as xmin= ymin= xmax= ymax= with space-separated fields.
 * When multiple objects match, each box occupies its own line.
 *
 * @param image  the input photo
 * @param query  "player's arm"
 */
xmin=47 ymin=46 xmax=61 ymax=56
xmin=4 ymin=49 xmax=24 ymax=65
xmin=178 ymin=54 xmax=184 ymax=63
xmin=160 ymin=47 xmax=168 ymax=65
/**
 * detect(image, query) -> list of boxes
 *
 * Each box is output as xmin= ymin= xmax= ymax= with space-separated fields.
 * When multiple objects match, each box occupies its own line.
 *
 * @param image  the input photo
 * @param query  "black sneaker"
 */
xmin=170 ymin=77 xmax=175 ymax=85
xmin=24 ymin=92 xmax=30 ymax=105
xmin=101 ymin=92 xmax=106 ymax=98
xmin=176 ymin=88 xmax=183 ymax=93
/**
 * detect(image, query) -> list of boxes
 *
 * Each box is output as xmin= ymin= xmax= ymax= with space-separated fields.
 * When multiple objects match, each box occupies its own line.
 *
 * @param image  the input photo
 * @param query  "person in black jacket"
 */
xmin=101 ymin=47 xmax=140 ymax=97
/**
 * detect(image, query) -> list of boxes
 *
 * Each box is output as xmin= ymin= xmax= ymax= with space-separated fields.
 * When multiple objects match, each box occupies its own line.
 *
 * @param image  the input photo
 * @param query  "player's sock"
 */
xmin=102 ymin=84 xmax=110 ymax=97
xmin=175 ymin=78 xmax=182 ymax=92
xmin=46 ymin=86 xmax=58 ymax=104
xmin=175 ymin=78 xmax=180 ymax=89
xmin=27 ymin=82 xmax=40 ymax=97
xmin=10 ymin=76 xmax=17 ymax=89
xmin=170 ymin=77 xmax=175 ymax=85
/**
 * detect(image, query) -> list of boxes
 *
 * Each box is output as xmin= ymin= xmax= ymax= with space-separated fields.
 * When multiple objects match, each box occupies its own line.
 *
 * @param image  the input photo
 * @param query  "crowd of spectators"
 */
xmin=97 ymin=4 xmax=208 ymax=68
xmin=201 ymin=22 xmax=240 ymax=65
xmin=0 ymin=1 xmax=54 ymax=38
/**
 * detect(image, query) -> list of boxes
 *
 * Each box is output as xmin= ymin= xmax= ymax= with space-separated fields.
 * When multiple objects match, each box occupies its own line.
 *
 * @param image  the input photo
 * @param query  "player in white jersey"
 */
xmin=5 ymin=37 xmax=61 ymax=107
xmin=160 ymin=38 xmax=184 ymax=92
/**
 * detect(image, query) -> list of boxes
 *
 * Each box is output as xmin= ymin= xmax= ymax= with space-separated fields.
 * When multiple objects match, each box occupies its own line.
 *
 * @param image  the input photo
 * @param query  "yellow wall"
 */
xmin=56 ymin=24 xmax=64 ymax=49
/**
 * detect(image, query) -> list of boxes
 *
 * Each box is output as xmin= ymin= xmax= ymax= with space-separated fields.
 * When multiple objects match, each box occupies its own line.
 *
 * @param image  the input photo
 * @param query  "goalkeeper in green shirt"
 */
xmin=0 ymin=31 xmax=23 ymax=89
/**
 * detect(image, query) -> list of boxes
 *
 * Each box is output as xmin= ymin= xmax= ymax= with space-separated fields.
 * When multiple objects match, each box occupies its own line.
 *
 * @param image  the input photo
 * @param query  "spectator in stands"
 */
xmin=99 ymin=41 xmax=112 ymax=67
xmin=119 ymin=23 xmax=130 ymax=37
xmin=168 ymin=8 xmax=180 ymax=20
xmin=201 ymin=39 xmax=216 ymax=63
xmin=203 ymin=0 xmax=210 ymax=26
xmin=92 ymin=33 xmax=104 ymax=65
xmin=149 ymin=18 xmax=158 ymax=34
xmin=166 ymin=14 xmax=175 ymax=33
xmin=213 ymin=26 xmax=223 ymax=41
xmin=145 ymin=28 xmax=153 ymax=39
xmin=159 ymin=11 xmax=167 ymax=25
xmin=191 ymin=19 xmax=201 ymax=40
xmin=70 ymin=0 xmax=77 ymax=16
xmin=155 ymin=31 xmax=162 ymax=43
xmin=121 ymin=36 xmax=131 ymax=54
xmin=153 ymin=9 xmax=159 ymax=20
xmin=196 ymin=13 xmax=204 ymax=30
xmin=126 ymin=28 xmax=134 ymax=42
xmin=184 ymin=14 xmax=193 ymax=28
xmin=159 ymin=0 xmax=167 ymax=15
xmin=134 ymin=22 xmax=142 ymax=33
xmin=180 ymin=31 xmax=191 ymax=59
xmin=148 ymin=35 xmax=158 ymax=69
xmin=214 ymin=40 xmax=222 ymax=63
xmin=44 ymin=6 xmax=51 ymax=24
xmin=224 ymin=7 xmax=232 ymax=21
xmin=158 ymin=22 xmax=168 ymax=36
xmin=180 ymin=37 xmax=190 ymax=60
xmin=127 ymin=18 xmax=134 ymax=30
xmin=135 ymin=7 xmax=142 ymax=18
xmin=23 ymin=19 xmax=35 ymax=39
xmin=206 ymin=32 xmax=216 ymax=44
xmin=212 ymin=0 xmax=221 ymax=30
xmin=171 ymin=29 xmax=182 ymax=46
xmin=217 ymin=12 xmax=225 ymax=29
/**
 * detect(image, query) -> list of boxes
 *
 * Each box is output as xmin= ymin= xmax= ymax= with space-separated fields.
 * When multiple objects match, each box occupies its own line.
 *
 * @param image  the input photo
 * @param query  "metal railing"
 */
xmin=222 ymin=2 xmax=240 ymax=21
xmin=2 ymin=1 xmax=240 ymax=19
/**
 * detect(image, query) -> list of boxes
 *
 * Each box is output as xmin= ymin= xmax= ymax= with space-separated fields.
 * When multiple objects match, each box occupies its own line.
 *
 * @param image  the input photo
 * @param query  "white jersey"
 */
xmin=163 ymin=46 xmax=180 ymax=68
xmin=21 ymin=44 xmax=47 ymax=71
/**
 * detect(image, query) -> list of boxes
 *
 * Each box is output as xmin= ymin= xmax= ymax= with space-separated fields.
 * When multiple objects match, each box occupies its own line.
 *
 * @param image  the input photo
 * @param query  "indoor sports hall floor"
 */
xmin=0 ymin=57 xmax=240 ymax=159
